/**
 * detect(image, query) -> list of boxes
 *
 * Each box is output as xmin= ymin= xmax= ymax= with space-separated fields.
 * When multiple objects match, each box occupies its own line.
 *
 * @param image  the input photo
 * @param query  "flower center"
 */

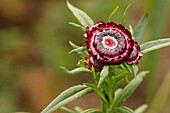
xmin=102 ymin=36 xmax=117 ymax=49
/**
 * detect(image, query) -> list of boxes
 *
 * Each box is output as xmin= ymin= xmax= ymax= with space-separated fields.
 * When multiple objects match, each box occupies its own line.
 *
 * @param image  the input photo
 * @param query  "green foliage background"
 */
xmin=0 ymin=0 xmax=169 ymax=113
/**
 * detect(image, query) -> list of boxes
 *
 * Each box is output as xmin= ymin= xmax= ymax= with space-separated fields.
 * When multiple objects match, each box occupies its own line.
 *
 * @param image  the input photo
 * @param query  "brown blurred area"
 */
xmin=0 ymin=0 xmax=169 ymax=113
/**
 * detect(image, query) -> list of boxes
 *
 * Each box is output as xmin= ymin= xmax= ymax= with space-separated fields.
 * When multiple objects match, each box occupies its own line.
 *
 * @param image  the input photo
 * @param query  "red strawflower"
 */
xmin=126 ymin=42 xmax=143 ymax=65
xmin=85 ymin=55 xmax=104 ymax=72
xmin=85 ymin=21 xmax=134 ymax=65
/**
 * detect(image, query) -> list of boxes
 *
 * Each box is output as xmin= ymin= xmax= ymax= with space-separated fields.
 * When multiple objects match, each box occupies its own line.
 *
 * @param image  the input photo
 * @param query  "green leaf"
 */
xmin=60 ymin=107 xmax=76 ymax=113
xmin=121 ymin=4 xmax=131 ymax=26
xmin=81 ymin=109 xmax=102 ymax=113
xmin=112 ymin=71 xmax=149 ymax=107
xmin=69 ymin=40 xmax=79 ymax=49
xmin=122 ymin=62 xmax=132 ymax=73
xmin=69 ymin=41 xmax=89 ymax=58
xmin=98 ymin=66 xmax=109 ymax=87
xmin=74 ymin=106 xmax=83 ymax=113
xmin=67 ymin=1 xmax=94 ymax=28
xmin=108 ymin=6 xmax=119 ymax=22
xmin=134 ymin=12 xmax=149 ymax=45
xmin=112 ymin=106 xmax=134 ymax=113
xmin=132 ymin=65 xmax=138 ymax=77
xmin=84 ymin=83 xmax=108 ymax=104
xmin=140 ymin=38 xmax=170 ymax=53
xmin=129 ymin=24 xmax=135 ymax=40
xmin=77 ymin=59 xmax=86 ymax=68
xmin=60 ymin=67 xmax=91 ymax=75
xmin=135 ymin=104 xmax=148 ymax=113
xmin=69 ymin=22 xmax=86 ymax=31
xmin=69 ymin=46 xmax=86 ymax=54
xmin=41 ymin=85 xmax=93 ymax=113
xmin=112 ymin=88 xmax=122 ymax=104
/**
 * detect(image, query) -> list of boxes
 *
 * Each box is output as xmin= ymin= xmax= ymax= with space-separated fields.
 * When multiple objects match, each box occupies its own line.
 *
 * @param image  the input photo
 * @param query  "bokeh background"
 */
xmin=0 ymin=0 xmax=170 ymax=113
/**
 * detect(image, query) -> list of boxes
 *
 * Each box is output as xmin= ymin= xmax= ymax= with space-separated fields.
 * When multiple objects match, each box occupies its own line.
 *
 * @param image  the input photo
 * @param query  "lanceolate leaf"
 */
xmin=129 ymin=24 xmax=135 ymax=40
xmin=108 ymin=6 xmax=119 ymax=22
xmin=60 ymin=107 xmax=76 ymax=113
xmin=69 ymin=40 xmax=79 ymax=49
xmin=67 ymin=1 xmax=94 ymax=28
xmin=135 ymin=104 xmax=148 ymax=113
xmin=60 ymin=67 xmax=91 ymax=75
xmin=42 ymin=85 xmax=93 ymax=113
xmin=84 ymin=83 xmax=108 ymax=104
xmin=132 ymin=65 xmax=138 ymax=77
xmin=134 ymin=12 xmax=149 ymax=45
xmin=112 ymin=88 xmax=122 ymax=105
xmin=112 ymin=71 xmax=149 ymax=107
xmin=69 ymin=41 xmax=89 ymax=58
xmin=140 ymin=38 xmax=170 ymax=53
xmin=122 ymin=62 xmax=132 ymax=73
xmin=69 ymin=22 xmax=86 ymax=31
xmin=98 ymin=66 xmax=109 ymax=87
xmin=81 ymin=109 xmax=102 ymax=113
xmin=112 ymin=106 xmax=134 ymax=113
xmin=74 ymin=106 xmax=83 ymax=113
xmin=69 ymin=46 xmax=86 ymax=54
xmin=121 ymin=4 xmax=131 ymax=26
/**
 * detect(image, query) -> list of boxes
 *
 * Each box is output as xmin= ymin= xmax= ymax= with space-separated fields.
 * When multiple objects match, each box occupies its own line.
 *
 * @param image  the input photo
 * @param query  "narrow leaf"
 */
xmin=69 ymin=46 xmax=86 ymax=54
xmin=81 ymin=109 xmax=102 ymax=113
xmin=84 ymin=83 xmax=108 ymax=104
xmin=69 ymin=41 xmax=79 ymax=49
xmin=43 ymin=87 xmax=93 ymax=113
xmin=122 ymin=62 xmax=132 ymax=73
xmin=69 ymin=22 xmax=86 ymax=31
xmin=60 ymin=107 xmax=76 ymax=113
xmin=121 ymin=4 xmax=131 ymax=26
xmin=134 ymin=12 xmax=149 ymax=45
xmin=112 ymin=106 xmax=134 ymax=113
xmin=132 ymin=65 xmax=138 ymax=77
xmin=129 ymin=24 xmax=135 ymax=40
xmin=112 ymin=88 xmax=122 ymax=105
xmin=60 ymin=67 xmax=91 ymax=75
xmin=140 ymin=38 xmax=170 ymax=53
xmin=69 ymin=41 xmax=89 ymax=58
xmin=74 ymin=106 xmax=83 ymax=113
xmin=67 ymin=1 xmax=94 ymax=27
xmin=41 ymin=85 xmax=90 ymax=113
xmin=135 ymin=104 xmax=148 ymax=113
xmin=112 ymin=71 xmax=149 ymax=107
xmin=98 ymin=66 xmax=109 ymax=87
xmin=108 ymin=6 xmax=119 ymax=22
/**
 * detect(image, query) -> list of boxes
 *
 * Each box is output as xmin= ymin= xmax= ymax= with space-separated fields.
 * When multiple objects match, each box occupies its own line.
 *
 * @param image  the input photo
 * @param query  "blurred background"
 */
xmin=0 ymin=0 xmax=169 ymax=113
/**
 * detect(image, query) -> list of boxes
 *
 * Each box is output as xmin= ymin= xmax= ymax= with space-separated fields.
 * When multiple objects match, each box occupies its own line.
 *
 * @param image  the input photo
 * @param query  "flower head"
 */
xmin=126 ymin=42 xmax=143 ymax=65
xmin=85 ymin=55 xmax=104 ymax=72
xmin=85 ymin=22 xmax=134 ymax=65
